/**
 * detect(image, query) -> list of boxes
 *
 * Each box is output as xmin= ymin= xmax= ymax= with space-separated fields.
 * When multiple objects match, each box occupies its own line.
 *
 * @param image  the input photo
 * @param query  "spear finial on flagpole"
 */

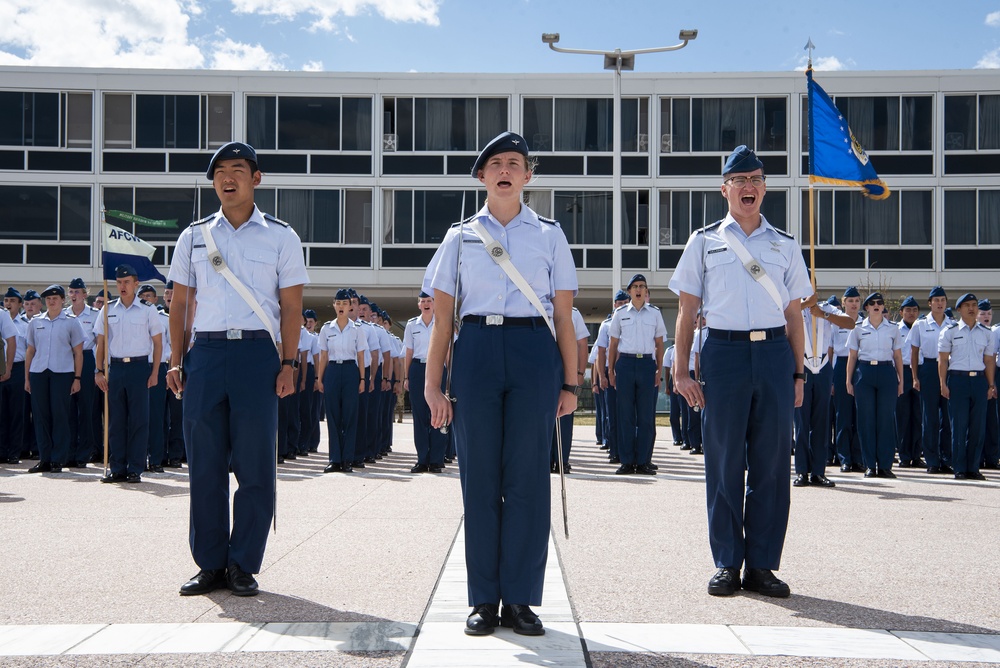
xmin=805 ymin=37 xmax=815 ymax=70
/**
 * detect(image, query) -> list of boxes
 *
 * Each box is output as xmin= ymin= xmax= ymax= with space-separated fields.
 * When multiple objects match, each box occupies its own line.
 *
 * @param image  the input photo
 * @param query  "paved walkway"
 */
xmin=1 ymin=418 xmax=999 ymax=667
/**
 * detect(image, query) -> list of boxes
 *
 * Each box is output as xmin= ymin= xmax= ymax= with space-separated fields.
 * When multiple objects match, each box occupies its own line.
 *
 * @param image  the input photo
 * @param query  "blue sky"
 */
xmin=0 ymin=1 xmax=998 ymax=72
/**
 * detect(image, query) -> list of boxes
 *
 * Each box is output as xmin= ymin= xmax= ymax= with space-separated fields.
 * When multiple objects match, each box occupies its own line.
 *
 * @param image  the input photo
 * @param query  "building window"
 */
xmin=801 ymin=189 xmax=931 ymax=246
xmin=0 ymin=91 xmax=92 ymax=148
xmin=660 ymin=97 xmax=785 ymax=153
xmin=382 ymin=97 xmax=506 ymax=152
xmin=0 ymin=185 xmax=91 ymax=240
xmin=801 ymin=95 xmax=932 ymax=152
xmin=944 ymin=95 xmax=1000 ymax=150
xmin=247 ymin=95 xmax=371 ymax=152
xmin=103 ymin=187 xmax=198 ymax=242
xmin=944 ymin=189 xmax=1000 ymax=245
xmin=382 ymin=189 xmax=485 ymax=244
xmin=523 ymin=97 xmax=648 ymax=153
xmin=659 ymin=190 xmax=788 ymax=246
xmin=524 ymin=190 xmax=649 ymax=245
xmin=103 ymin=93 xmax=232 ymax=150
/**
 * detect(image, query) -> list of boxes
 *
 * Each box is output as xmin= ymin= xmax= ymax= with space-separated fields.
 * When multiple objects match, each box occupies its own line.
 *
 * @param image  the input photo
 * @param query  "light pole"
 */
xmin=541 ymin=30 xmax=697 ymax=295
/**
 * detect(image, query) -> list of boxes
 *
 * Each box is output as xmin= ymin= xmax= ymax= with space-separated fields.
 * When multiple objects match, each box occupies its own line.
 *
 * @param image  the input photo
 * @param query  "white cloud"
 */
xmin=302 ymin=59 xmax=324 ymax=71
xmin=210 ymin=38 xmax=284 ymax=70
xmin=796 ymin=55 xmax=851 ymax=71
xmin=230 ymin=0 xmax=441 ymax=32
xmin=986 ymin=11 xmax=1000 ymax=27
xmin=0 ymin=0 xmax=204 ymax=68
xmin=976 ymin=48 xmax=1000 ymax=68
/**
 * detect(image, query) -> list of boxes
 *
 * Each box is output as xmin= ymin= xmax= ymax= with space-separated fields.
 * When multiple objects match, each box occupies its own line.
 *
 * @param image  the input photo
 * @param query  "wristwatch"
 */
xmin=562 ymin=383 xmax=581 ymax=397
xmin=793 ymin=372 xmax=807 ymax=381
xmin=281 ymin=359 xmax=299 ymax=370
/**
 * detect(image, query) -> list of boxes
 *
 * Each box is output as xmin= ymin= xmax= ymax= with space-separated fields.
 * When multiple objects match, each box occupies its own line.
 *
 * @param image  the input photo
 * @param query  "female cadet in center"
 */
xmin=423 ymin=132 xmax=579 ymax=637
xmin=316 ymin=289 xmax=368 ymax=473
xmin=845 ymin=291 xmax=904 ymax=478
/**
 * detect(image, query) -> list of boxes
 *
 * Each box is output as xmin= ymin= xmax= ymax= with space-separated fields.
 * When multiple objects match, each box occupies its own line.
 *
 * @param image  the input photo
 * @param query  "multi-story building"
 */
xmin=1 ymin=66 xmax=998 ymax=326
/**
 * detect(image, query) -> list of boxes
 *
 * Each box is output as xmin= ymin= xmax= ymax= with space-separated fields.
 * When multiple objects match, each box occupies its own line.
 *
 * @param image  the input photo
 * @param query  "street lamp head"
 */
xmin=541 ymin=33 xmax=560 ymax=44
xmin=678 ymin=29 xmax=698 ymax=41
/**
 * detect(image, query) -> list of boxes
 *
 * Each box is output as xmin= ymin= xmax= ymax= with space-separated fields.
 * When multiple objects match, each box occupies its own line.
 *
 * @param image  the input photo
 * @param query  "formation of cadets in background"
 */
xmin=1 ymin=276 xmax=999 ymax=482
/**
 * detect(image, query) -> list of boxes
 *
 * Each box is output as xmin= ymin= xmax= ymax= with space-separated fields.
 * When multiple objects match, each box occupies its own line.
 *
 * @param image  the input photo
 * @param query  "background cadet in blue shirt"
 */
xmin=845 ymin=292 xmax=904 ymax=479
xmin=671 ymin=145 xmax=811 ymax=599
xmin=317 ymin=289 xmax=367 ymax=473
xmin=404 ymin=291 xmax=447 ymax=473
xmin=550 ymin=306 xmax=588 ymax=473
xmin=1 ymin=287 xmax=26 ymax=464
xmin=896 ymin=296 xmax=924 ymax=467
xmin=683 ymin=314 xmax=707 ymax=457
xmin=137 ymin=283 xmax=169 ymax=472
xmin=20 ymin=290 xmax=41 ymax=459
xmin=906 ymin=286 xmax=955 ymax=474
xmin=831 ymin=287 xmax=864 ymax=473
xmin=595 ymin=290 xmax=629 ymax=463
xmin=297 ymin=309 xmax=319 ymax=456
xmin=24 ymin=284 xmax=84 ymax=473
xmin=65 ymin=277 xmax=99 ymax=468
xmin=938 ymin=293 xmax=997 ymax=480
xmin=661 ymin=344 xmax=684 ymax=447
xmin=94 ymin=266 xmax=163 ymax=483
xmin=978 ymin=300 xmax=999 ymax=470
xmin=423 ymin=131 xmax=578 ymax=637
xmin=167 ymin=141 xmax=309 ymax=598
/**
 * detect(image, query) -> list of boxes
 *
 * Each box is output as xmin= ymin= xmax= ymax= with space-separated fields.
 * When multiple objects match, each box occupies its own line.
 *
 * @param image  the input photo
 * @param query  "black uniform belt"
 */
xmin=196 ymin=329 xmax=271 ymax=341
xmin=709 ymin=327 xmax=786 ymax=342
xmin=462 ymin=315 xmax=546 ymax=327
xmin=111 ymin=357 xmax=148 ymax=364
xmin=861 ymin=360 xmax=893 ymax=366
xmin=412 ymin=359 xmax=426 ymax=364
xmin=330 ymin=359 xmax=356 ymax=365
xmin=949 ymin=370 xmax=985 ymax=377
xmin=921 ymin=358 xmax=938 ymax=365
xmin=619 ymin=353 xmax=653 ymax=359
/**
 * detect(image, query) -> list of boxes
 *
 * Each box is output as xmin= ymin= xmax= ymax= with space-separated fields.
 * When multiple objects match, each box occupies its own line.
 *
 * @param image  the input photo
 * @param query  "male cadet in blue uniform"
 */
xmin=1 ymin=288 xmax=26 ymax=464
xmin=938 ymin=293 xmax=997 ymax=480
xmin=551 ymin=306 xmax=589 ymax=473
xmin=671 ymin=146 xmax=811 ymax=598
xmin=404 ymin=291 xmax=447 ymax=472
xmin=94 ymin=266 xmax=163 ymax=483
xmin=661 ymin=344 xmax=684 ymax=446
xmin=595 ymin=290 xmax=629 ymax=463
xmin=161 ymin=281 xmax=184 ymax=468
xmin=137 ymin=283 xmax=169 ymax=471
xmin=979 ymin=300 xmax=999 ymax=469
xmin=896 ymin=296 xmax=924 ymax=467
xmin=831 ymin=287 xmax=864 ymax=472
xmin=167 ymin=142 xmax=309 ymax=597
xmin=66 ymin=278 xmax=100 ymax=467
xmin=906 ymin=286 xmax=955 ymax=474
xmin=793 ymin=294 xmax=853 ymax=487
xmin=20 ymin=290 xmax=41 ymax=458
xmin=297 ymin=310 xmax=319 ymax=456
xmin=353 ymin=294 xmax=380 ymax=468
xmin=608 ymin=273 xmax=667 ymax=475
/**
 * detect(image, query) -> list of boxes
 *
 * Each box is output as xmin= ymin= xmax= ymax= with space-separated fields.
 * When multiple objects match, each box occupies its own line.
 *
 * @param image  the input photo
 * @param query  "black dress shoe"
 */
xmin=614 ymin=464 xmax=635 ymax=475
xmin=913 ymin=459 xmax=927 ymax=468
xmin=125 ymin=473 xmax=141 ymax=483
xmin=277 ymin=457 xmax=285 ymax=464
xmin=323 ymin=462 xmax=342 ymax=473
xmin=298 ymin=451 xmax=309 ymax=457
xmin=927 ymin=465 xmax=944 ymax=474
xmin=226 ymin=564 xmax=259 ymax=597
xmin=465 ymin=603 xmax=499 ymax=636
xmin=101 ymin=472 xmax=126 ymax=483
xmin=851 ymin=464 xmax=866 ymax=473
xmin=635 ymin=463 xmax=657 ymax=475
xmin=609 ymin=456 xmax=621 ymax=464
xmin=27 ymin=462 xmax=52 ymax=473
xmin=673 ymin=441 xmax=684 ymax=447
xmin=179 ymin=568 xmax=226 ymax=596
xmin=864 ymin=468 xmax=876 ymax=478
xmin=954 ymin=472 xmax=968 ymax=480
xmin=364 ymin=457 xmax=376 ymax=464
xmin=810 ymin=474 xmax=836 ymax=487
xmin=429 ymin=465 xmax=444 ymax=473
xmin=444 ymin=456 xmax=454 ymax=463
xmin=647 ymin=462 xmax=658 ymax=470
xmin=741 ymin=568 xmax=790 ymax=598
xmin=680 ymin=443 xmax=692 ymax=451
xmin=352 ymin=460 xmax=365 ymax=469
xmin=5 ymin=458 xmax=20 ymax=465
xmin=500 ymin=604 xmax=544 ymax=636
xmin=50 ymin=465 xmax=63 ymax=473
xmin=876 ymin=469 xmax=896 ymax=479
xmin=982 ymin=462 xmax=1000 ymax=470
xmin=708 ymin=567 xmax=740 ymax=596
xmin=898 ymin=460 xmax=912 ymax=468
xmin=149 ymin=465 xmax=164 ymax=473
xmin=410 ymin=463 xmax=428 ymax=473
xmin=792 ymin=474 xmax=810 ymax=487
xmin=940 ymin=464 xmax=954 ymax=474
xmin=285 ymin=452 xmax=297 ymax=460
xmin=967 ymin=471 xmax=986 ymax=481
xmin=689 ymin=447 xmax=703 ymax=455
xmin=600 ymin=443 xmax=610 ymax=450
xmin=341 ymin=465 xmax=353 ymax=473
xmin=840 ymin=464 xmax=852 ymax=473
xmin=165 ymin=459 xmax=183 ymax=468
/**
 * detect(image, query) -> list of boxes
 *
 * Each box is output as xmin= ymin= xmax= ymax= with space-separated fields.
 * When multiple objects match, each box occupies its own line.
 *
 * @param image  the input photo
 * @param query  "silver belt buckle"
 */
xmin=968 ymin=371 xmax=978 ymax=377
xmin=869 ymin=360 xmax=879 ymax=366
xmin=635 ymin=353 xmax=645 ymax=359
xmin=227 ymin=329 xmax=243 ymax=340
xmin=486 ymin=315 xmax=504 ymax=326
xmin=749 ymin=330 xmax=766 ymax=342
xmin=122 ymin=357 xmax=132 ymax=363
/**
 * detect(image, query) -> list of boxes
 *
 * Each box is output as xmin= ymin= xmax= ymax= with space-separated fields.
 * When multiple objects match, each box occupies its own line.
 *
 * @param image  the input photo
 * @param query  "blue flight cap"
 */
xmin=928 ymin=286 xmax=947 ymax=300
xmin=614 ymin=289 xmax=629 ymax=302
xmin=347 ymin=288 xmax=359 ymax=300
xmin=955 ymin=293 xmax=978 ymax=309
xmin=384 ymin=314 xmax=392 ymax=325
xmin=900 ymin=295 xmax=919 ymax=309
xmin=68 ymin=277 xmax=87 ymax=290
xmin=23 ymin=290 xmax=40 ymax=301
xmin=40 ymin=284 xmax=65 ymax=299
xmin=978 ymin=299 xmax=991 ymax=311
xmin=944 ymin=307 xmax=954 ymax=318
xmin=138 ymin=284 xmax=156 ymax=295
xmin=334 ymin=289 xmax=351 ymax=301
xmin=165 ymin=280 xmax=174 ymax=290
xmin=723 ymin=145 xmax=764 ymax=176
xmin=115 ymin=264 xmax=138 ymax=279
xmin=96 ymin=289 xmax=105 ymax=298
xmin=843 ymin=286 xmax=860 ymax=299
xmin=471 ymin=131 xmax=529 ymax=177
xmin=369 ymin=302 xmax=379 ymax=313
xmin=827 ymin=295 xmax=842 ymax=308
xmin=358 ymin=295 xmax=370 ymax=306
xmin=418 ymin=291 xmax=431 ymax=299
xmin=863 ymin=292 xmax=884 ymax=308
xmin=4 ymin=286 xmax=22 ymax=301
xmin=303 ymin=309 xmax=317 ymax=319
xmin=627 ymin=273 xmax=647 ymax=290
xmin=206 ymin=141 xmax=258 ymax=180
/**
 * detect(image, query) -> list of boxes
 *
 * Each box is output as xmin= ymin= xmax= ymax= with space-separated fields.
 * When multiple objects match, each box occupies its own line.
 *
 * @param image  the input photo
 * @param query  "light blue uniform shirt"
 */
xmin=609 ymin=302 xmax=668 ymax=355
xmin=297 ymin=327 xmax=312 ymax=355
xmin=689 ymin=327 xmax=710 ymax=371
xmin=94 ymin=298 xmax=163 ymax=358
xmin=26 ymin=311 xmax=85 ymax=373
xmin=12 ymin=313 xmax=29 ymax=362
xmin=150 ymin=309 xmax=171 ymax=363
xmin=65 ymin=305 xmax=99 ymax=351
xmin=423 ymin=203 xmax=578 ymax=319
xmin=167 ymin=206 xmax=310 ymax=335
xmin=309 ymin=331 xmax=320 ymax=365
xmin=938 ymin=320 xmax=996 ymax=372
xmin=595 ymin=317 xmax=612 ymax=352
xmin=847 ymin=317 xmax=902 ymax=362
xmin=404 ymin=315 xmax=434 ymax=361
xmin=904 ymin=315 xmax=954 ymax=362
xmin=0 ymin=312 xmax=16 ymax=362
xmin=356 ymin=320 xmax=380 ymax=368
xmin=374 ymin=325 xmax=392 ymax=367
xmin=662 ymin=344 xmax=674 ymax=371
xmin=668 ymin=214 xmax=812 ymax=330
xmin=993 ymin=325 xmax=1000 ymax=367
xmin=571 ymin=307 xmax=589 ymax=342
xmin=319 ymin=319 xmax=368 ymax=362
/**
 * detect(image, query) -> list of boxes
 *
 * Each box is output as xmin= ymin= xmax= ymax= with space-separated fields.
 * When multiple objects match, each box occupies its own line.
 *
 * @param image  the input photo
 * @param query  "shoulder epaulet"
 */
xmin=407 ymin=316 xmax=419 ymax=322
xmin=614 ymin=303 xmax=628 ymax=311
xmin=916 ymin=314 xmax=927 ymax=320
xmin=648 ymin=304 xmax=661 ymax=311
xmin=946 ymin=322 xmax=959 ymax=329
xmin=66 ymin=312 xmax=76 ymax=318
xmin=451 ymin=214 xmax=477 ymax=228
xmin=603 ymin=314 xmax=612 ymax=321
xmin=571 ymin=307 xmax=580 ymax=313
xmin=538 ymin=215 xmax=558 ymax=226
xmin=695 ymin=221 xmax=723 ymax=235
xmin=262 ymin=213 xmax=290 ymax=228
xmin=190 ymin=214 xmax=214 ymax=227
xmin=773 ymin=227 xmax=795 ymax=239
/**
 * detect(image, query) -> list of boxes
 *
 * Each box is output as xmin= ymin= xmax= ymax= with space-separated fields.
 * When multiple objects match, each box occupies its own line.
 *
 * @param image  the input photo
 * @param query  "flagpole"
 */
xmin=102 ymin=277 xmax=110 ymax=476
xmin=805 ymin=43 xmax=819 ymax=355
